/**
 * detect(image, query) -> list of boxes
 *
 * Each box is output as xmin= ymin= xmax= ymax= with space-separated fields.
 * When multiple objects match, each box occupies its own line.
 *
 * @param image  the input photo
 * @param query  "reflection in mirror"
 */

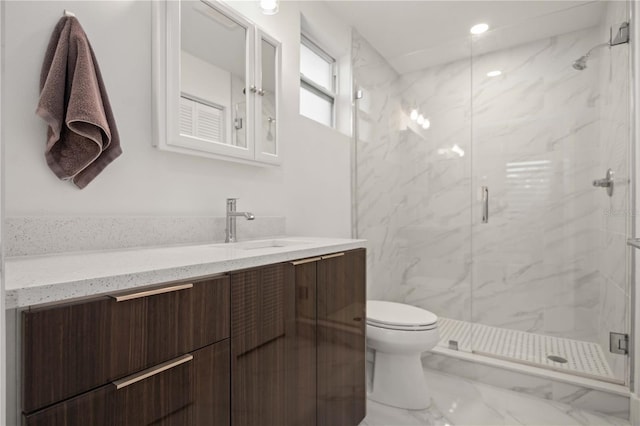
xmin=180 ymin=1 xmax=247 ymax=148
xmin=261 ymin=39 xmax=277 ymax=155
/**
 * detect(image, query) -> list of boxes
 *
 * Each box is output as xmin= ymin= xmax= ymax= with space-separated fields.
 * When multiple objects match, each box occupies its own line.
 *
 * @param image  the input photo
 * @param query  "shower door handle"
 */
xmin=481 ymin=186 xmax=489 ymax=223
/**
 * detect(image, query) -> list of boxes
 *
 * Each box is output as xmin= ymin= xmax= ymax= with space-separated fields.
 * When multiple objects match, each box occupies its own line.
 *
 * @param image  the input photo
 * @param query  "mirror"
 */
xmin=180 ymin=1 xmax=247 ymax=148
xmin=260 ymin=38 xmax=277 ymax=155
xmin=153 ymin=0 xmax=281 ymax=164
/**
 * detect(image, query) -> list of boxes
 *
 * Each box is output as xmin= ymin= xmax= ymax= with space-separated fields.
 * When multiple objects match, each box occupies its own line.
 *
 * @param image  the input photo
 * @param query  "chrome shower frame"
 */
xmin=629 ymin=0 xmax=638 ymax=398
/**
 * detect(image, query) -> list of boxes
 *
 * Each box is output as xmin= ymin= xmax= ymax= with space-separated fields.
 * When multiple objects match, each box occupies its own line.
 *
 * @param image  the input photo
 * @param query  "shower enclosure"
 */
xmin=353 ymin=0 xmax=632 ymax=385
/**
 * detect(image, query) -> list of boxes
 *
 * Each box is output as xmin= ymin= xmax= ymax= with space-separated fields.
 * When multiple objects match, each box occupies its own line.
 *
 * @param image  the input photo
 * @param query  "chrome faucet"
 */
xmin=225 ymin=198 xmax=255 ymax=243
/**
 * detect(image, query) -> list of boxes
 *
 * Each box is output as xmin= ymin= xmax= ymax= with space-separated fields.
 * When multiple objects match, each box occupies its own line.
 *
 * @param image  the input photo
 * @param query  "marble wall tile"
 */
xmin=354 ymin=3 xmax=631 ymax=382
xmin=354 ymin=29 xmax=474 ymax=319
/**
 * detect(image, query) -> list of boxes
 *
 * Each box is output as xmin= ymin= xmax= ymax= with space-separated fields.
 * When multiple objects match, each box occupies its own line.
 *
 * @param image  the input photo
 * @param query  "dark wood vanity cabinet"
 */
xmin=21 ymin=248 xmax=365 ymax=426
xmin=230 ymin=248 xmax=366 ymax=426
xmin=24 ymin=340 xmax=230 ymax=426
xmin=22 ymin=276 xmax=231 ymax=426
xmin=230 ymin=264 xmax=293 ymax=426
xmin=316 ymin=250 xmax=366 ymax=426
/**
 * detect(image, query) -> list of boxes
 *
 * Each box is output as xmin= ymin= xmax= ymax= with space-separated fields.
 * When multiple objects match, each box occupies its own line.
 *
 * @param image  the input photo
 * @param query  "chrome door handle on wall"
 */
xmin=593 ymin=168 xmax=614 ymax=197
xmin=481 ymin=186 xmax=489 ymax=223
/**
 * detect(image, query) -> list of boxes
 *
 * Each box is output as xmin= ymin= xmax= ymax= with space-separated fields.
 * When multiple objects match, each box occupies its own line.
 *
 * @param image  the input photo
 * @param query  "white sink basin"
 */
xmin=234 ymin=239 xmax=312 ymax=250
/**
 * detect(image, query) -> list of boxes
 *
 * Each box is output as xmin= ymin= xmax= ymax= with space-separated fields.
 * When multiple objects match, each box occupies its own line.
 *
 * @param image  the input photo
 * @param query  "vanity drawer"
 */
xmin=22 ymin=276 xmax=230 ymax=414
xmin=111 ymin=354 xmax=194 ymax=426
xmin=23 ymin=340 xmax=230 ymax=426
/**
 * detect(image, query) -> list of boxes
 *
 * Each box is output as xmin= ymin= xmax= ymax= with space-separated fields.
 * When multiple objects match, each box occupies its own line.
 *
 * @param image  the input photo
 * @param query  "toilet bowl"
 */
xmin=367 ymin=300 xmax=439 ymax=410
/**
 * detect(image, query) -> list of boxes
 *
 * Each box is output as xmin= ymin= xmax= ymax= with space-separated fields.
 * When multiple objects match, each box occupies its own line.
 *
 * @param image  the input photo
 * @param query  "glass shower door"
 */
xmin=469 ymin=1 xmax=631 ymax=384
xmin=351 ymin=30 xmax=475 ymax=350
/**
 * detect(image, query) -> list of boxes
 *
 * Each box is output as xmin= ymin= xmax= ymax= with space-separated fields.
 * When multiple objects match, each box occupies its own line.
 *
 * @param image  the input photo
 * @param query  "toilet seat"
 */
xmin=367 ymin=321 xmax=437 ymax=331
xmin=367 ymin=300 xmax=438 ymax=331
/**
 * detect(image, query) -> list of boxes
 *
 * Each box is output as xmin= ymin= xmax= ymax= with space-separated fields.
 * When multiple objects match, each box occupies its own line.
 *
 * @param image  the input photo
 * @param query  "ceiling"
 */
xmin=324 ymin=0 xmax=607 ymax=74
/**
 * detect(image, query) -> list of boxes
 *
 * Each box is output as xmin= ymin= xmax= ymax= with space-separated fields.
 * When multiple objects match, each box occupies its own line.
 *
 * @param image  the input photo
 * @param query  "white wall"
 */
xmin=2 ymin=0 xmax=351 ymax=238
xmin=226 ymin=0 xmax=353 ymax=236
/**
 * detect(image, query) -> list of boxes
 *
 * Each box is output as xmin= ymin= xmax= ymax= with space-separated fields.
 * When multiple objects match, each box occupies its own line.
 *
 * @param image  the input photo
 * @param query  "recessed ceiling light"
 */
xmin=410 ymin=109 xmax=418 ymax=120
xmin=470 ymin=23 xmax=489 ymax=35
xmin=260 ymin=0 xmax=279 ymax=15
xmin=417 ymin=114 xmax=425 ymax=125
xmin=422 ymin=119 xmax=431 ymax=129
xmin=487 ymin=70 xmax=502 ymax=77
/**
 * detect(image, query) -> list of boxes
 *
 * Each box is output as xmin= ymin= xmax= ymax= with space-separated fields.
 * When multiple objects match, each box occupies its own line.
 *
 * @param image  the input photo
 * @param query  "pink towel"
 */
xmin=36 ymin=16 xmax=122 ymax=189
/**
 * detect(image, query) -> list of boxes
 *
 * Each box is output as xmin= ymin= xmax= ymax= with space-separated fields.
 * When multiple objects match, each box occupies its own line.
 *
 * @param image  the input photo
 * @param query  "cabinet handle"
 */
xmin=112 ymin=354 xmax=193 ymax=390
xmin=249 ymin=85 xmax=257 ymax=93
xmin=321 ymin=252 xmax=345 ymax=260
xmin=257 ymin=88 xmax=265 ymax=96
xmin=291 ymin=257 xmax=322 ymax=266
xmin=110 ymin=283 xmax=193 ymax=302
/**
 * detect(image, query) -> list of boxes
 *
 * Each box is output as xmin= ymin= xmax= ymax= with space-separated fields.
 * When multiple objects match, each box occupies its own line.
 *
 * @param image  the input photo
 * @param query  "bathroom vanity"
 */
xmin=7 ymin=238 xmax=366 ymax=426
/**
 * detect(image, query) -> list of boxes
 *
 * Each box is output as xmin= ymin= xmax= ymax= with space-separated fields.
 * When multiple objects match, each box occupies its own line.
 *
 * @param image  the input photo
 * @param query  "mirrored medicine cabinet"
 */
xmin=152 ymin=0 xmax=281 ymax=165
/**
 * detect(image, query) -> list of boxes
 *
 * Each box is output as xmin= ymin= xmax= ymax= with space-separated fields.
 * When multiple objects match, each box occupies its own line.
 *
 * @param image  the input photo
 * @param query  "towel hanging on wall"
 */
xmin=36 ymin=15 xmax=122 ymax=189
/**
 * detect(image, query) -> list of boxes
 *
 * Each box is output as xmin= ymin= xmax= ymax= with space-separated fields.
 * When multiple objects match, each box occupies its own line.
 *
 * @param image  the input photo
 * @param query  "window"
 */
xmin=299 ymin=34 xmax=336 ymax=127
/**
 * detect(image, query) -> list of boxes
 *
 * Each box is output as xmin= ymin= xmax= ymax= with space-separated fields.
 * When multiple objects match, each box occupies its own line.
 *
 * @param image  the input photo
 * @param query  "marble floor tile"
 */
xmin=360 ymin=370 xmax=629 ymax=426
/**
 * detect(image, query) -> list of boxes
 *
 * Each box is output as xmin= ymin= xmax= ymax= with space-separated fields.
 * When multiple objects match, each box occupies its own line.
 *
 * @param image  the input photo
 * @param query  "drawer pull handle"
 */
xmin=113 ymin=354 xmax=193 ymax=390
xmin=110 ymin=283 xmax=193 ymax=302
xmin=291 ymin=257 xmax=322 ymax=266
xmin=321 ymin=252 xmax=345 ymax=260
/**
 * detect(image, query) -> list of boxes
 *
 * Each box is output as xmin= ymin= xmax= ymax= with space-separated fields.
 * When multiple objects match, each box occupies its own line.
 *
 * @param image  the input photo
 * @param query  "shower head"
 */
xmin=572 ymin=56 xmax=588 ymax=71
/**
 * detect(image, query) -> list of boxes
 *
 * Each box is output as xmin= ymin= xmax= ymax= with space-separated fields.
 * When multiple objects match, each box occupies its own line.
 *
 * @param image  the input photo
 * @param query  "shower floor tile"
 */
xmin=437 ymin=318 xmax=617 ymax=382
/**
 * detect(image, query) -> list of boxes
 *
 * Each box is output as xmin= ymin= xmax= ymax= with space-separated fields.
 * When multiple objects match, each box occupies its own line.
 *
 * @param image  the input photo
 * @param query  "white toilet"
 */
xmin=366 ymin=300 xmax=439 ymax=410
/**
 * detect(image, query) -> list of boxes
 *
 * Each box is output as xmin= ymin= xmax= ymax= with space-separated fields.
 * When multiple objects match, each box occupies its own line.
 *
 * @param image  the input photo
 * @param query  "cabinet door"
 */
xmin=286 ymin=259 xmax=317 ymax=426
xmin=192 ymin=276 xmax=231 ymax=349
xmin=193 ymin=340 xmax=231 ymax=426
xmin=317 ymin=249 xmax=366 ymax=426
xmin=230 ymin=264 xmax=295 ymax=426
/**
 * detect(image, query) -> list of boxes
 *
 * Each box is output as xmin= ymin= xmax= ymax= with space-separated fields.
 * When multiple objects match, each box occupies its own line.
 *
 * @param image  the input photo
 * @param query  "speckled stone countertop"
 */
xmin=5 ymin=237 xmax=366 ymax=308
